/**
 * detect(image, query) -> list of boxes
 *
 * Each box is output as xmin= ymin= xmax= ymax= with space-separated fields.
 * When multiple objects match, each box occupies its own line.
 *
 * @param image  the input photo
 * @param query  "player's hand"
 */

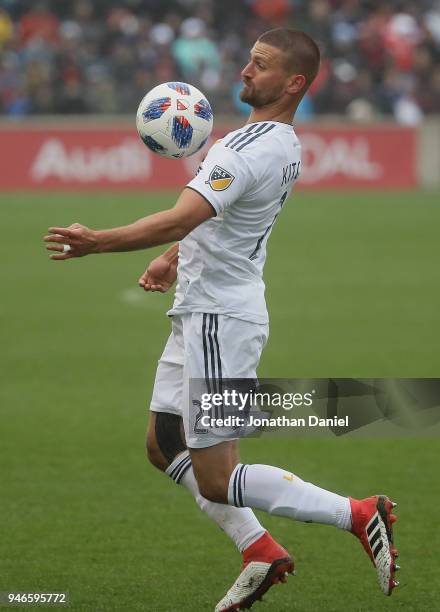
xmin=44 ymin=223 xmax=99 ymax=260
xmin=139 ymin=255 xmax=177 ymax=293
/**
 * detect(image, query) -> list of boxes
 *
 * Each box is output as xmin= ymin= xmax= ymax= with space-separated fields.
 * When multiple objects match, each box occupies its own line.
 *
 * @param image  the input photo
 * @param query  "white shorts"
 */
xmin=150 ymin=313 xmax=268 ymax=448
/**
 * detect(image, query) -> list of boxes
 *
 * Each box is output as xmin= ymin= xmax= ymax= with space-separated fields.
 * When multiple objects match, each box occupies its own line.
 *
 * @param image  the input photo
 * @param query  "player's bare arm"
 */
xmin=139 ymin=243 xmax=179 ymax=293
xmin=44 ymin=188 xmax=214 ymax=260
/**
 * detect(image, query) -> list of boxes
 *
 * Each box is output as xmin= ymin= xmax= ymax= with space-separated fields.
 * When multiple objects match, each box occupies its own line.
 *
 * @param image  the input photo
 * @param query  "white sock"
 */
xmin=166 ymin=452 xmax=265 ymax=552
xmin=228 ymin=463 xmax=352 ymax=530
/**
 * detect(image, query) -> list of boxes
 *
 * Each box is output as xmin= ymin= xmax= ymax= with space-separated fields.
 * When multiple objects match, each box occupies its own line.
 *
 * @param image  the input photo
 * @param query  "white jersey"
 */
xmin=168 ymin=121 xmax=301 ymax=324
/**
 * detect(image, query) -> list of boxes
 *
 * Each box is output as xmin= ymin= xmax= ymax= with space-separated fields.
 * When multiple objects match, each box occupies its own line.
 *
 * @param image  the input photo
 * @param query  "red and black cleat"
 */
xmin=215 ymin=531 xmax=294 ymax=611
xmin=350 ymin=495 xmax=400 ymax=595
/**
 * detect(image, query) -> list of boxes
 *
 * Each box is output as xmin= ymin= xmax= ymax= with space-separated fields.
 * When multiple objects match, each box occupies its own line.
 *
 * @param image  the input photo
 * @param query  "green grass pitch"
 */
xmin=1 ymin=190 xmax=439 ymax=611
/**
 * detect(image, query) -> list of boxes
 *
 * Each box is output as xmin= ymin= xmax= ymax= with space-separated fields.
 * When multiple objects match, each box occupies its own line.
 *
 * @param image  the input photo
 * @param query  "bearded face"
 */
xmin=239 ymin=42 xmax=291 ymax=108
xmin=239 ymin=78 xmax=286 ymax=107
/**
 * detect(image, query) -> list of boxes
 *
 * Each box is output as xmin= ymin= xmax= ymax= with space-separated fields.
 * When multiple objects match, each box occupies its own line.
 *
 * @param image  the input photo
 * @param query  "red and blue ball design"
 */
xmin=194 ymin=99 xmax=213 ymax=121
xmin=166 ymin=82 xmax=191 ymax=95
xmin=142 ymin=97 xmax=171 ymax=122
xmin=171 ymin=116 xmax=193 ymax=149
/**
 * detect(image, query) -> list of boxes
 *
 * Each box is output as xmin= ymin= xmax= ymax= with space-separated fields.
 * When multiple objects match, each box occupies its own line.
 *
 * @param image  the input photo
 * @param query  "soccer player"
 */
xmin=45 ymin=28 xmax=399 ymax=611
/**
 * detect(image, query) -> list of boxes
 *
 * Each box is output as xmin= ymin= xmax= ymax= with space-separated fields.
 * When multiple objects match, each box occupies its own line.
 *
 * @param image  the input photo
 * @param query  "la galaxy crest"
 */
xmin=206 ymin=165 xmax=235 ymax=191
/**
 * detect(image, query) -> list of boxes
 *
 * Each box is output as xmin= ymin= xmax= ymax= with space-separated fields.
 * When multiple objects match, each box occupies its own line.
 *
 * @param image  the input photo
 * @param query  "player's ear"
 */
xmin=286 ymin=74 xmax=306 ymax=95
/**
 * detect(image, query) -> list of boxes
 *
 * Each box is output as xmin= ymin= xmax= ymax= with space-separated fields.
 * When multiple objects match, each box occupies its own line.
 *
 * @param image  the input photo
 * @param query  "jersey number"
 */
xmin=249 ymin=191 xmax=288 ymax=261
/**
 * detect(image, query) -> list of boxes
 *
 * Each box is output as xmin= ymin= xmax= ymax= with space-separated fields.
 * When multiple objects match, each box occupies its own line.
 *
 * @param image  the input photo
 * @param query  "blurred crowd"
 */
xmin=0 ymin=0 xmax=439 ymax=123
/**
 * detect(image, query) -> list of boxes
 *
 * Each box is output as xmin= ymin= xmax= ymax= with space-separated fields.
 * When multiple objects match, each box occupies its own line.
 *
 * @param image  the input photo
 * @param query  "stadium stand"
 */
xmin=0 ymin=0 xmax=439 ymax=122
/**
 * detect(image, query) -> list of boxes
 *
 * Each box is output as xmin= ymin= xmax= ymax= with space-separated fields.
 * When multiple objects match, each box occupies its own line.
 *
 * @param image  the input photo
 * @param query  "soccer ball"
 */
xmin=136 ymin=82 xmax=213 ymax=159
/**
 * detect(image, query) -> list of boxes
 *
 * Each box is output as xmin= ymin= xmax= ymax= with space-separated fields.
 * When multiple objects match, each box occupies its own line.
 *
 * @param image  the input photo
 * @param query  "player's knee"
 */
xmin=197 ymin=475 xmax=229 ymax=504
xmin=191 ymin=445 xmax=237 ymax=503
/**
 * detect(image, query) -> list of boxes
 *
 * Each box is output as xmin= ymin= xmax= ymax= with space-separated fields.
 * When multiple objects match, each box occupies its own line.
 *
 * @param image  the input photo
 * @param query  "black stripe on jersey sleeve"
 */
xmin=185 ymin=186 xmax=218 ymax=217
xmin=224 ymin=124 xmax=258 ymax=148
xmin=228 ymin=122 xmax=268 ymax=150
xmin=234 ymin=123 xmax=276 ymax=151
